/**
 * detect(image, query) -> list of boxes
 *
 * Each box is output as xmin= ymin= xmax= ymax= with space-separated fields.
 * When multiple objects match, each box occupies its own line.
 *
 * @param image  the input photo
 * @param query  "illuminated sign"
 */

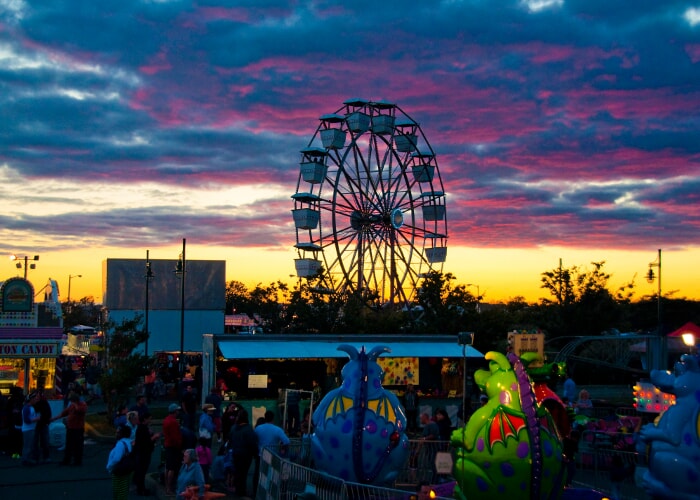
xmin=507 ymin=331 xmax=545 ymax=366
xmin=1 ymin=278 xmax=34 ymax=312
xmin=0 ymin=342 xmax=61 ymax=358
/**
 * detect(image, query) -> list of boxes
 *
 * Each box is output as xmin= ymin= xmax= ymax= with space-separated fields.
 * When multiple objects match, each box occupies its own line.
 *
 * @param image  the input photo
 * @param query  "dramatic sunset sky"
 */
xmin=1 ymin=1 xmax=699 ymax=304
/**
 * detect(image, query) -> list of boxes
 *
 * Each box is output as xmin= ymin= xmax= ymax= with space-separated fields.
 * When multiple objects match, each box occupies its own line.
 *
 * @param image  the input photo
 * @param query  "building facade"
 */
xmin=0 ymin=277 xmax=64 ymax=395
xmin=103 ymin=258 xmax=226 ymax=361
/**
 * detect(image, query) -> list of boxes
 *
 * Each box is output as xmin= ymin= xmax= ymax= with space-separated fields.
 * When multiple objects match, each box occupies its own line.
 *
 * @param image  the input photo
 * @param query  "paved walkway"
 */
xmin=0 ymin=396 xmax=254 ymax=500
xmin=83 ymin=397 xmax=254 ymax=500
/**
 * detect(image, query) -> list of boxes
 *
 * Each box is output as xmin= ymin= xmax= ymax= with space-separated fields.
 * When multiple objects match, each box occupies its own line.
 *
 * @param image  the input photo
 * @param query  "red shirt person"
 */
xmin=51 ymin=392 xmax=88 ymax=466
xmin=162 ymin=403 xmax=183 ymax=495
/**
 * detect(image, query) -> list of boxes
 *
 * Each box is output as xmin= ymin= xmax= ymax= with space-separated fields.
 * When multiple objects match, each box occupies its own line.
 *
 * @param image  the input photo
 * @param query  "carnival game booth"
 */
xmin=201 ymin=334 xmax=483 ymax=426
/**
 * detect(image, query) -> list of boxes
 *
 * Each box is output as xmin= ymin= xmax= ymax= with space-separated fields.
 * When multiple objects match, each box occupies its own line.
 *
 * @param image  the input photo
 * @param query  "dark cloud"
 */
xmin=0 ymin=0 xmax=699 ymax=255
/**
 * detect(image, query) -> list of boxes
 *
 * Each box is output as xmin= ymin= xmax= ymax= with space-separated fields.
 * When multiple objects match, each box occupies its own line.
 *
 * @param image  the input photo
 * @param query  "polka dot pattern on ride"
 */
xmin=310 ymin=345 xmax=409 ymax=485
xmin=451 ymin=351 xmax=565 ymax=499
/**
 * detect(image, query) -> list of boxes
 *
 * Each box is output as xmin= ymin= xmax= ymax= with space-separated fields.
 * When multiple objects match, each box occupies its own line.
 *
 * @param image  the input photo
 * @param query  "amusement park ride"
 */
xmin=291 ymin=99 xmax=447 ymax=307
xmin=283 ymin=100 xmax=700 ymax=499
xmin=303 ymin=342 xmax=700 ymax=500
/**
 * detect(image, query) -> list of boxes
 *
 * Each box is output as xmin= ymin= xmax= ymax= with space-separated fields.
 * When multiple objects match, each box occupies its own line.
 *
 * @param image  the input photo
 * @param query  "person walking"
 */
xmin=221 ymin=402 xmax=240 ymax=443
xmin=143 ymin=369 xmax=156 ymax=404
xmin=126 ymin=411 xmax=139 ymax=440
xmin=204 ymin=387 xmax=223 ymax=443
xmin=402 ymin=383 xmax=420 ymax=434
xmin=434 ymin=407 xmax=453 ymax=443
xmin=286 ymin=383 xmax=301 ymax=436
xmin=85 ymin=358 xmax=102 ymax=401
xmin=418 ymin=412 xmax=440 ymax=483
xmin=130 ymin=395 xmax=150 ymax=421
xmin=133 ymin=411 xmax=160 ymax=496
xmin=8 ymin=386 xmax=24 ymax=459
xmin=52 ymin=392 xmax=88 ymax=466
xmin=227 ymin=409 xmax=258 ymax=498
xmin=198 ymin=404 xmax=216 ymax=448
xmin=20 ymin=392 xmax=40 ymax=466
xmin=311 ymin=379 xmax=323 ymax=404
xmin=163 ymin=403 xmax=184 ymax=495
xmin=195 ymin=436 xmax=212 ymax=482
xmin=563 ymin=371 xmax=577 ymax=405
xmin=106 ymin=424 xmax=133 ymax=500
xmin=254 ymin=410 xmax=289 ymax=498
xmin=33 ymin=389 xmax=52 ymax=463
xmin=181 ymin=384 xmax=198 ymax=431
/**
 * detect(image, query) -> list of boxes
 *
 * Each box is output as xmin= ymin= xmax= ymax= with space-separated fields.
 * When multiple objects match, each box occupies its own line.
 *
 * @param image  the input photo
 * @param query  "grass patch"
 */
xmin=86 ymin=413 xmax=115 ymax=437
xmin=85 ymin=406 xmax=169 ymax=437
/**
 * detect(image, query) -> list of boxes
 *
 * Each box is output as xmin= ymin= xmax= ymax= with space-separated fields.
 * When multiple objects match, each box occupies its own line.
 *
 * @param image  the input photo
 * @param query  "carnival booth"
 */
xmin=201 ymin=334 xmax=484 ymax=425
xmin=0 ymin=277 xmax=64 ymax=396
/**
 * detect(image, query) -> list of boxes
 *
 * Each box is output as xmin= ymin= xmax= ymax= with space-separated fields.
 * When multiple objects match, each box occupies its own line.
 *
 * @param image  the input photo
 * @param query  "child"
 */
xmin=195 ymin=436 xmax=212 ymax=482
xmin=609 ymin=454 xmax=631 ymax=500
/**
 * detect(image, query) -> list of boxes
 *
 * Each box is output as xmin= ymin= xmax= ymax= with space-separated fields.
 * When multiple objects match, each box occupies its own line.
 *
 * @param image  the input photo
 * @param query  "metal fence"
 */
xmin=394 ymin=439 xmax=453 ymax=488
xmin=573 ymin=430 xmax=648 ymax=500
xmin=256 ymin=438 xmax=455 ymax=500
xmin=257 ymin=432 xmax=651 ymax=499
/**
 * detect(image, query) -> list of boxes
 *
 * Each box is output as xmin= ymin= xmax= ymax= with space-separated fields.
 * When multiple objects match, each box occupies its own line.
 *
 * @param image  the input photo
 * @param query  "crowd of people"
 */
xmin=106 ymin=384 xmax=296 ymax=499
xmin=1 ymin=387 xmax=88 ymax=468
xmin=4 ymin=369 xmax=609 ymax=499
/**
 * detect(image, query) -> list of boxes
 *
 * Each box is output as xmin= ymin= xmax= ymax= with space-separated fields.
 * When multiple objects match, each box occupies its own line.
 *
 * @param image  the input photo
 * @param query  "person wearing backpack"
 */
xmin=107 ymin=425 xmax=134 ymax=500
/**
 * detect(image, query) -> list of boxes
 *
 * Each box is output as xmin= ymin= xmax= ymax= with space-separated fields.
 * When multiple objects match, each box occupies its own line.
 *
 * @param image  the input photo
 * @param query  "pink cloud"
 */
xmin=685 ymin=44 xmax=700 ymax=63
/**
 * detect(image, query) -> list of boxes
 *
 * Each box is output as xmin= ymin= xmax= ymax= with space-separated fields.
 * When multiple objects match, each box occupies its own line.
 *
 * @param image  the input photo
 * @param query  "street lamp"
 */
xmin=144 ymin=250 xmax=154 ymax=356
xmin=682 ymin=333 xmax=696 ymax=354
xmin=646 ymin=249 xmax=664 ymax=370
xmin=466 ymin=283 xmax=481 ymax=313
xmin=458 ymin=331 xmax=475 ymax=427
xmin=10 ymin=254 xmax=39 ymax=280
xmin=67 ymin=274 xmax=82 ymax=302
xmin=174 ymin=238 xmax=186 ymax=376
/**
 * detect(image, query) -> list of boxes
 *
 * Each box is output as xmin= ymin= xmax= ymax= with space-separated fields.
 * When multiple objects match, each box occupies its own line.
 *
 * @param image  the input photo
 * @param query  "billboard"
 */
xmin=103 ymin=259 xmax=225 ymax=310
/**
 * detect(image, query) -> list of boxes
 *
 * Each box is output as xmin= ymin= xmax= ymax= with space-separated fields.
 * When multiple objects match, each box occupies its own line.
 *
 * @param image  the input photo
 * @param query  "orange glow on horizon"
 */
xmin=5 ymin=244 xmax=699 ymax=306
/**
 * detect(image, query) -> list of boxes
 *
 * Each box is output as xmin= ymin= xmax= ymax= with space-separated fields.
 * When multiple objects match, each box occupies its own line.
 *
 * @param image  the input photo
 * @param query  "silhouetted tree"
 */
xmin=225 ymin=280 xmax=251 ymax=315
xmin=539 ymin=261 xmax=635 ymax=337
xmin=99 ymin=314 xmax=152 ymax=424
xmin=62 ymin=296 xmax=104 ymax=330
xmin=414 ymin=271 xmax=478 ymax=334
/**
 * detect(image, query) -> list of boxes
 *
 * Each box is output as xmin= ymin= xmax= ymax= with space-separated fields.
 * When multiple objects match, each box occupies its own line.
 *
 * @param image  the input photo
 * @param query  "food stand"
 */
xmin=201 ymin=334 xmax=484 ymax=423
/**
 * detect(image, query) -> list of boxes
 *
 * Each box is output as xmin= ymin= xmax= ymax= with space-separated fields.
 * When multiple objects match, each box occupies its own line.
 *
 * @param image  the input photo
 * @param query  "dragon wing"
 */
xmin=323 ymin=392 xmax=354 ymax=420
xmin=487 ymin=407 xmax=526 ymax=448
xmin=367 ymin=393 xmax=398 ymax=423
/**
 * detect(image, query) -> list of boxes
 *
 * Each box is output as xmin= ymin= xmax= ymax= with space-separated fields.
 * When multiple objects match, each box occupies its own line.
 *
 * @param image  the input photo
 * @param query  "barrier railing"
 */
xmin=574 ymin=430 xmax=647 ymax=500
xmin=256 ymin=438 xmax=455 ymax=500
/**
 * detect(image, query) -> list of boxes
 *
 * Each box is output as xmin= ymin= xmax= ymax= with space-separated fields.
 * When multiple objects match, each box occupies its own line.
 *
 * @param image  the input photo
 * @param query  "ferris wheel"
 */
xmin=291 ymin=98 xmax=448 ymax=306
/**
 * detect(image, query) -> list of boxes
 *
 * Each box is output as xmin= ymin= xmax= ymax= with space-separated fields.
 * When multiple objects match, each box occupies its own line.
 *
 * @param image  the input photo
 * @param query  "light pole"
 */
xmin=10 ymin=254 xmax=39 ymax=280
xmin=466 ymin=283 xmax=481 ymax=313
xmin=144 ymin=250 xmax=154 ymax=356
xmin=67 ymin=274 xmax=82 ymax=302
xmin=174 ymin=239 xmax=186 ymax=376
xmin=646 ymin=248 xmax=664 ymax=370
xmin=458 ymin=331 xmax=475 ymax=427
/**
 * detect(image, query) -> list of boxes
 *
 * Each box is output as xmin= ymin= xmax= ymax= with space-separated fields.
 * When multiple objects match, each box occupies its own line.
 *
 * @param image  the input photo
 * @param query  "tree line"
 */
xmin=223 ymin=261 xmax=700 ymax=355
xmin=60 ymin=260 xmax=700 ymax=418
